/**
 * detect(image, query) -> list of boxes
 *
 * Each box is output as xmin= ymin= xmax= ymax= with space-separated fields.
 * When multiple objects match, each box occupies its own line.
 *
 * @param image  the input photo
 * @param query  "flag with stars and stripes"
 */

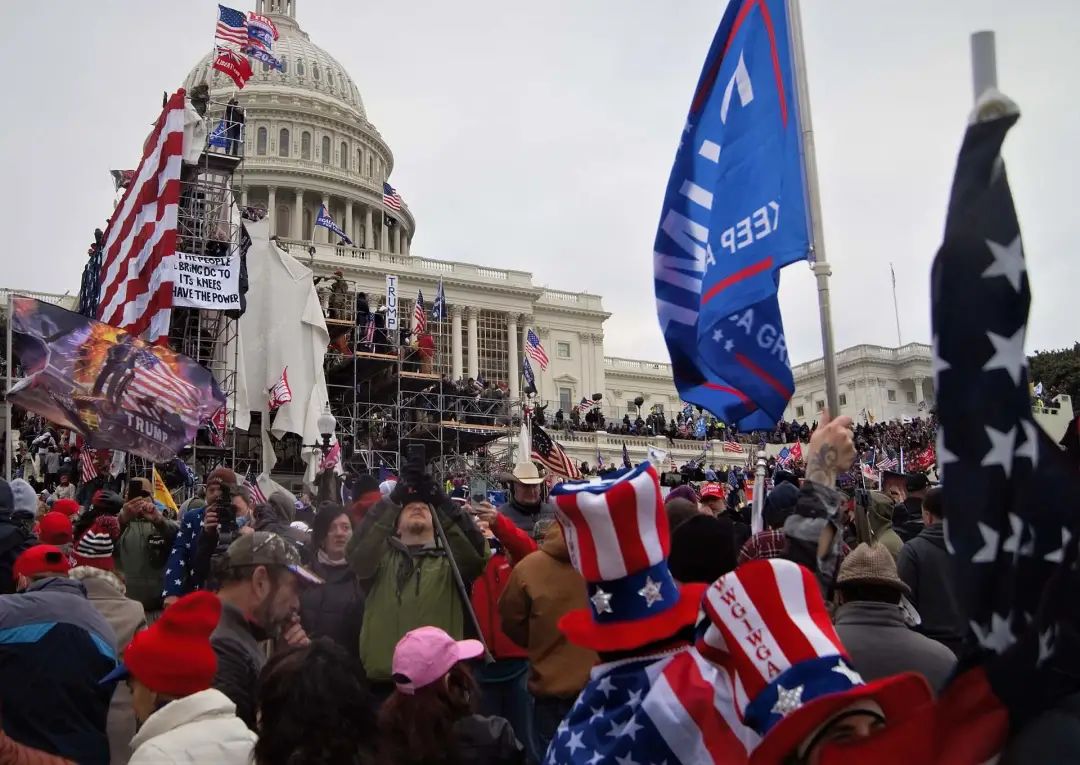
xmin=931 ymin=99 xmax=1080 ymax=669
xmin=531 ymin=423 xmax=581 ymax=480
xmin=544 ymin=645 xmax=758 ymax=764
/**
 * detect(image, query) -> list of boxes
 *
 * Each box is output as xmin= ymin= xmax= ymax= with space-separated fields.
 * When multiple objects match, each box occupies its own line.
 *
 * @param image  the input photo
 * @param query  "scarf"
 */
xmin=317 ymin=549 xmax=348 ymax=567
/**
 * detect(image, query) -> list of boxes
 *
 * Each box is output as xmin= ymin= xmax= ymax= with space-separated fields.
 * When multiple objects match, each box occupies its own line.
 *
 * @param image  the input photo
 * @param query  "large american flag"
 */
xmin=531 ymin=423 xmax=581 ymax=479
xmin=932 ymin=105 xmax=1080 ymax=673
xmin=96 ymin=90 xmax=186 ymax=342
xmin=722 ymin=439 xmax=744 ymax=454
xmin=524 ymin=328 xmax=549 ymax=371
xmin=215 ymin=4 xmax=248 ymax=47
xmin=383 ymin=182 xmax=403 ymax=212
xmin=547 ymin=646 xmax=758 ymax=764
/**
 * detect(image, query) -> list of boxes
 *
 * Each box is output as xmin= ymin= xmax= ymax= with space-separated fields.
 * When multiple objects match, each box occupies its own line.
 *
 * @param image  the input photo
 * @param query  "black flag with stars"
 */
xmin=931 ymin=104 xmax=1080 ymax=670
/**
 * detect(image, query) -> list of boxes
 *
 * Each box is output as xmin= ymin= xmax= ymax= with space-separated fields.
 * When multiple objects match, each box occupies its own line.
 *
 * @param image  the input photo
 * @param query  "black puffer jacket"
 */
xmin=453 ymin=714 xmax=525 ymax=765
xmin=299 ymin=559 xmax=365 ymax=659
xmin=896 ymin=522 xmax=969 ymax=656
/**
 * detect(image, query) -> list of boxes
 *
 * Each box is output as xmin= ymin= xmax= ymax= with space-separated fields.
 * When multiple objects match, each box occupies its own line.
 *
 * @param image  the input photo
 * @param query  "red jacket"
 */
xmin=471 ymin=513 xmax=537 ymax=659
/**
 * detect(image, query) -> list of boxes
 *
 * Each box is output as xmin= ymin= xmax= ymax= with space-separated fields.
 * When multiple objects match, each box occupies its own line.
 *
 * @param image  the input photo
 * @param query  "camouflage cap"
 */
xmin=225 ymin=531 xmax=323 ymax=585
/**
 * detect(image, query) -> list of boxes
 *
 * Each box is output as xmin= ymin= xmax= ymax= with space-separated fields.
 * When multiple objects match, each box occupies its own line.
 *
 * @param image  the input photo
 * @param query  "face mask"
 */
xmin=237 ymin=515 xmax=249 ymax=528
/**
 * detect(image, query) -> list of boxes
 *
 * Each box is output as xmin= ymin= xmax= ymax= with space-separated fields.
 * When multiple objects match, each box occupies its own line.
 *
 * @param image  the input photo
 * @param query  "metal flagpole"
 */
xmin=751 ymin=449 xmax=768 ymax=534
xmin=787 ymin=0 xmax=840 ymax=415
xmin=890 ymin=263 xmax=902 ymax=346
xmin=970 ymin=31 xmax=998 ymax=101
xmin=5 ymin=292 xmax=12 ymax=481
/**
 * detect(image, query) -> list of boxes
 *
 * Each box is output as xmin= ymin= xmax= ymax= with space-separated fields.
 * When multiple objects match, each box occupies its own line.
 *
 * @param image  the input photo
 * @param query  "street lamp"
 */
xmin=304 ymin=402 xmax=338 ymax=454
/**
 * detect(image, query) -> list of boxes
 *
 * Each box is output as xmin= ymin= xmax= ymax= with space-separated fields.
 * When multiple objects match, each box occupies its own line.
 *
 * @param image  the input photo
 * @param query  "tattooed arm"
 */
xmin=804 ymin=410 xmax=856 ymax=487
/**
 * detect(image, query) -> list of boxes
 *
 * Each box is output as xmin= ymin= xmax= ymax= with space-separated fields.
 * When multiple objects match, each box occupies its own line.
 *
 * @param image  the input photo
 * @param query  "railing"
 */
xmin=604 ymin=356 xmax=674 ymax=375
xmin=276 ymin=238 xmax=535 ymax=286
xmin=537 ymin=289 xmax=605 ymax=312
xmin=790 ymin=342 xmax=934 ymax=377
xmin=0 ymin=290 xmax=78 ymax=311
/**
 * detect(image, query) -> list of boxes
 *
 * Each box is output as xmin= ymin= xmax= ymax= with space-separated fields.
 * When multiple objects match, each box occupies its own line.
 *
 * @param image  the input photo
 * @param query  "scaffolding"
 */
xmin=318 ymin=278 xmax=517 ymax=486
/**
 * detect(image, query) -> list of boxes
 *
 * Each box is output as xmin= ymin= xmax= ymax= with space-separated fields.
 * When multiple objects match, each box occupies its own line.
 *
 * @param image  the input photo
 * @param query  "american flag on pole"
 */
xmin=531 ymin=423 xmax=581 ymax=479
xmin=876 ymin=455 xmax=898 ymax=471
xmin=215 ymin=4 xmax=249 ymax=47
xmin=412 ymin=289 xmax=427 ymax=335
xmin=245 ymin=467 xmax=267 ymax=505
xmin=80 ymin=447 xmax=100 ymax=484
xmin=524 ymin=329 xmax=549 ymax=371
xmin=268 ymin=367 xmax=292 ymax=411
xmin=931 ymin=102 xmax=1080 ymax=673
xmin=722 ymin=439 xmax=744 ymax=454
xmin=577 ymin=397 xmax=594 ymax=416
xmin=383 ymin=182 xmax=403 ymax=212
xmin=96 ymin=90 xmax=185 ymax=342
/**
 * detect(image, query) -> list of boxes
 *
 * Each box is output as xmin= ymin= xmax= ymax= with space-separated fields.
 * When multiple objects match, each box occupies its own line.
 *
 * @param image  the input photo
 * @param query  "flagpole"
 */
xmin=788 ymin=0 xmax=840 ymax=416
xmin=890 ymin=263 xmax=902 ymax=346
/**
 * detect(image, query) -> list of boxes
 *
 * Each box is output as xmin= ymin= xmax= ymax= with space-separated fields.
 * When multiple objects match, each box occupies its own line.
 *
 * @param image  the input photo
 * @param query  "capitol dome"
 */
xmin=183 ymin=0 xmax=414 ymax=253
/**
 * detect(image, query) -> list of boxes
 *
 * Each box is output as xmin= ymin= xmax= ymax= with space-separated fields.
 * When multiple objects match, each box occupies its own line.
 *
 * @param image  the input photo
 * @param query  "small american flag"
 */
xmin=80 ymin=447 xmax=100 ymax=484
xmin=215 ymin=4 xmax=248 ymax=47
xmin=877 ymin=455 xmax=898 ymax=471
xmin=245 ymin=468 xmax=268 ymax=505
xmin=577 ymin=397 xmax=593 ymax=416
xmin=412 ymin=289 xmax=427 ymax=336
xmin=96 ymin=90 xmax=185 ymax=342
xmin=383 ymin=182 xmax=403 ymax=212
xmin=268 ymin=367 xmax=293 ymax=410
xmin=524 ymin=329 xmax=549 ymax=371
xmin=723 ymin=439 xmax=744 ymax=453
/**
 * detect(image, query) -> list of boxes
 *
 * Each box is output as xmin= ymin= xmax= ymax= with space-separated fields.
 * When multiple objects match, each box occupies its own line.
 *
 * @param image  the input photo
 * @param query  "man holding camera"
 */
xmin=162 ymin=467 xmax=253 ymax=606
xmin=347 ymin=460 xmax=488 ymax=697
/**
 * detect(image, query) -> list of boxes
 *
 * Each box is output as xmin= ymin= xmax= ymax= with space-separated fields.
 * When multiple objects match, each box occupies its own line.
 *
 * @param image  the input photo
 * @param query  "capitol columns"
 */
xmin=266 ymin=186 xmax=277 ymax=237
xmin=450 ymin=305 xmax=464 ymax=380
xmin=466 ymin=307 xmax=479 ymax=380
xmin=240 ymin=186 xmax=248 ymax=208
xmin=344 ymin=201 xmax=353 ymax=245
xmin=294 ymin=189 xmax=304 ymax=241
xmin=364 ymin=206 xmax=374 ymax=249
xmin=393 ymin=224 xmax=402 ymax=255
xmin=507 ymin=313 xmax=520 ymax=400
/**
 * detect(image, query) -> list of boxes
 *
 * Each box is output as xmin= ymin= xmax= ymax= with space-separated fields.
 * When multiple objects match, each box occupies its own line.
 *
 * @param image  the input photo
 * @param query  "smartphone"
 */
xmin=470 ymin=477 xmax=488 ymax=503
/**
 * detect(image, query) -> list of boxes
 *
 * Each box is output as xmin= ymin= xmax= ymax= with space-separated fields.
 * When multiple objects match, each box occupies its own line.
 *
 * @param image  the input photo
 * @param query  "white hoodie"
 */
xmin=128 ymin=689 xmax=255 ymax=765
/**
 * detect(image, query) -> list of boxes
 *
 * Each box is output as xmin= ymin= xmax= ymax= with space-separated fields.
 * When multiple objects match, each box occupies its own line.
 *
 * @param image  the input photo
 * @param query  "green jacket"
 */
xmin=116 ymin=512 xmax=179 ymax=610
xmin=348 ymin=498 xmax=488 ymax=682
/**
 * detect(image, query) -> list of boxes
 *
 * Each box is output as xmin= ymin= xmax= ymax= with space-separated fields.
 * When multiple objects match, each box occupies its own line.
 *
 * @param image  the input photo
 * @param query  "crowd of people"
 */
xmin=0 ymin=407 xmax=1071 ymax=764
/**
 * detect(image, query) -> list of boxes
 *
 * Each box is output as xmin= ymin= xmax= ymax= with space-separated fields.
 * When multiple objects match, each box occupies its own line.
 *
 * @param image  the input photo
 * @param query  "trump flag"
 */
xmin=654 ymin=0 xmax=810 ymax=429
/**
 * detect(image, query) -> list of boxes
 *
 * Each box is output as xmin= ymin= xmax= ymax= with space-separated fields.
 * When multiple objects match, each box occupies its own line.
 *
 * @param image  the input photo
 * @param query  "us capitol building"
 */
xmin=16 ymin=0 xmax=1034 ymax=469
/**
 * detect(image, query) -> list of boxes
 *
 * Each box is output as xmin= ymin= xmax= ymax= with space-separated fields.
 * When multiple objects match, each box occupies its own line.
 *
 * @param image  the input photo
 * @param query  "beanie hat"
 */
xmin=669 ymin=514 xmax=737 ymax=584
xmin=103 ymin=591 xmax=222 ymax=697
xmin=665 ymin=483 xmax=700 ymax=505
xmin=74 ymin=517 xmax=118 ymax=571
xmin=52 ymin=498 xmax=81 ymax=517
xmin=207 ymin=466 xmax=237 ymax=487
xmin=9 ymin=479 xmax=37 ymax=519
xmin=39 ymin=512 xmax=74 ymax=545
xmin=13 ymin=545 xmax=71 ymax=579
xmin=762 ymin=481 xmax=800 ymax=530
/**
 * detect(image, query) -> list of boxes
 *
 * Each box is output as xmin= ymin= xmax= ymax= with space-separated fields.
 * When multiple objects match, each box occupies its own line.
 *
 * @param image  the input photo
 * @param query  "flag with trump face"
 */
xmin=653 ymin=0 xmax=807 ymax=431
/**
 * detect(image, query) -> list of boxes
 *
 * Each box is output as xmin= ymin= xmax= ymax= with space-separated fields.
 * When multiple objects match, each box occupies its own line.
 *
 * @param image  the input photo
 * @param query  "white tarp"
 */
xmin=181 ymin=99 xmax=207 ymax=164
xmin=235 ymin=218 xmax=330 ymax=479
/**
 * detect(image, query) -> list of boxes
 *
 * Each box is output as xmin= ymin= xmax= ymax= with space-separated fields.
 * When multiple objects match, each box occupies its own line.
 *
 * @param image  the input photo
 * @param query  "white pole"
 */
xmin=751 ymin=449 xmax=768 ymax=534
xmin=890 ymin=263 xmax=902 ymax=346
xmin=4 ymin=292 xmax=12 ymax=482
xmin=787 ymin=0 xmax=840 ymax=416
xmin=971 ymin=31 xmax=998 ymax=102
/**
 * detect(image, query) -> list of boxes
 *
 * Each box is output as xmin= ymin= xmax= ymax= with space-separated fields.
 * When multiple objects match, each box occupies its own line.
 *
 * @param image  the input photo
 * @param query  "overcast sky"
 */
xmin=1 ymin=1 xmax=1076 ymax=365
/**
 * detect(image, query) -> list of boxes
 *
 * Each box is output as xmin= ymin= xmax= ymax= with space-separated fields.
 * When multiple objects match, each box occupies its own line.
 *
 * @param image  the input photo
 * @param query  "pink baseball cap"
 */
xmin=391 ymin=626 xmax=484 ymax=694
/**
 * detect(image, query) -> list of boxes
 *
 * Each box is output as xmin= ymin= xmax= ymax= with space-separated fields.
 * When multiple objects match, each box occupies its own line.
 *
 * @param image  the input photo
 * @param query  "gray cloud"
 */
xmin=1 ymin=1 xmax=1075 ymax=365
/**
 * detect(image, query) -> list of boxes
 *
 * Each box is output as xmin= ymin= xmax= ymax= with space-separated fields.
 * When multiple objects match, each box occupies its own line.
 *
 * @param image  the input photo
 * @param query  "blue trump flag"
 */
xmin=208 ymin=119 xmax=229 ymax=148
xmin=315 ymin=204 xmax=352 ymax=245
xmin=653 ymin=0 xmax=810 ymax=430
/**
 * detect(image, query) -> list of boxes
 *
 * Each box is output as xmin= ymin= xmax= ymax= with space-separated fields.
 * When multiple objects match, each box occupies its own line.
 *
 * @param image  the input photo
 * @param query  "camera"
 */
xmin=217 ymin=481 xmax=238 ymax=533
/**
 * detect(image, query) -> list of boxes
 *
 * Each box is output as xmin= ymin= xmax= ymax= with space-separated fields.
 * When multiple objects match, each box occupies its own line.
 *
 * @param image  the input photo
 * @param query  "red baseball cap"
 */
xmin=51 ymin=498 xmax=81 ymax=517
xmin=13 ymin=545 xmax=71 ymax=579
xmin=700 ymin=483 xmax=725 ymax=500
xmin=391 ymin=626 xmax=484 ymax=694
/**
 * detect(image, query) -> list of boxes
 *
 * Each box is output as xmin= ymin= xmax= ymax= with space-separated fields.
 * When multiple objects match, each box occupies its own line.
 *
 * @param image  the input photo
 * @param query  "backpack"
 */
xmin=0 ymin=523 xmax=34 ymax=594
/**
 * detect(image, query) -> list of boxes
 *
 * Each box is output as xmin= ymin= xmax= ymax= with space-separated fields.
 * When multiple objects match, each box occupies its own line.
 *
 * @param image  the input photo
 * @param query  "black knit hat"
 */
xmin=668 ymin=514 xmax=737 ymax=584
